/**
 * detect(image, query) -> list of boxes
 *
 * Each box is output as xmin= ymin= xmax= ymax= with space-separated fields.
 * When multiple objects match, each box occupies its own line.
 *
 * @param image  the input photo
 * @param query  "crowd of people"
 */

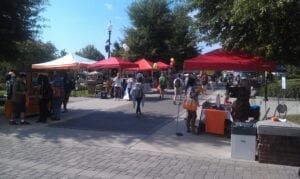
xmin=5 ymin=71 xmax=75 ymax=125
xmin=5 ymin=69 xmax=252 ymax=133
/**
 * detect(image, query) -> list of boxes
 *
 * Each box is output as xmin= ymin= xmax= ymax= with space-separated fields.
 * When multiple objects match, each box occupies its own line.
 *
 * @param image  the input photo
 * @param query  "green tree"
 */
xmin=111 ymin=42 xmax=124 ymax=58
xmin=76 ymin=45 xmax=105 ymax=61
xmin=187 ymin=0 xmax=300 ymax=65
xmin=15 ymin=40 xmax=57 ymax=70
xmin=0 ymin=0 xmax=48 ymax=60
xmin=122 ymin=0 xmax=198 ymax=68
xmin=59 ymin=49 xmax=68 ymax=57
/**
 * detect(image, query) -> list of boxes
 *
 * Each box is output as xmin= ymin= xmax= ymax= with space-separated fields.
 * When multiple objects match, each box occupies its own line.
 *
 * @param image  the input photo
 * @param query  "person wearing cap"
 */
xmin=10 ymin=72 xmax=30 ymax=125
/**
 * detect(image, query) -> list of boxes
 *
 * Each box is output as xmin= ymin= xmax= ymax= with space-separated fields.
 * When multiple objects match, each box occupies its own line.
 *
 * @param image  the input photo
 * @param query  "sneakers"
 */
xmin=20 ymin=121 xmax=30 ymax=125
xmin=9 ymin=120 xmax=30 ymax=125
xmin=9 ymin=120 xmax=18 ymax=125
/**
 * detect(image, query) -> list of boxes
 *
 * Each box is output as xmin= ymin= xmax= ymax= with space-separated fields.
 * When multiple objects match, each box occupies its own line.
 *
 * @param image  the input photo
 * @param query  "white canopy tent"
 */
xmin=32 ymin=53 xmax=96 ymax=70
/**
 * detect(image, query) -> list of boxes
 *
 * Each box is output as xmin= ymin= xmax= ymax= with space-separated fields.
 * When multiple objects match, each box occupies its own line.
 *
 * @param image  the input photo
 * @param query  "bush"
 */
xmin=0 ymin=83 xmax=5 ymax=91
xmin=257 ymin=79 xmax=300 ymax=99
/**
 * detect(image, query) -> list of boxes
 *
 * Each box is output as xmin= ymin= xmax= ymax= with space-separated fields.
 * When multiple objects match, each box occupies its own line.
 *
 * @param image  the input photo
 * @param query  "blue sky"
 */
xmin=40 ymin=0 xmax=220 ymax=57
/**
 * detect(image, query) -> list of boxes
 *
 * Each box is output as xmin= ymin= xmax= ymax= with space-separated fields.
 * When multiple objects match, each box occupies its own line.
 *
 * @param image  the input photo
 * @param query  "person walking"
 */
xmin=173 ymin=74 xmax=183 ymax=104
xmin=132 ymin=77 xmax=145 ymax=117
xmin=126 ymin=74 xmax=134 ymax=100
xmin=158 ymin=73 xmax=167 ymax=99
xmin=10 ymin=72 xmax=30 ymax=125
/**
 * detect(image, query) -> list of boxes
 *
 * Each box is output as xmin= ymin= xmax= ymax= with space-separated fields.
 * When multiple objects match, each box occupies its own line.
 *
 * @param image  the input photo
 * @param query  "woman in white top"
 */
xmin=126 ymin=75 xmax=134 ymax=100
xmin=113 ymin=73 xmax=122 ymax=100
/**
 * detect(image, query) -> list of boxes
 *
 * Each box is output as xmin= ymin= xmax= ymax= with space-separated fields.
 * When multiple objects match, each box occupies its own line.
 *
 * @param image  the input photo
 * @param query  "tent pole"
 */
xmin=264 ymin=71 xmax=268 ymax=113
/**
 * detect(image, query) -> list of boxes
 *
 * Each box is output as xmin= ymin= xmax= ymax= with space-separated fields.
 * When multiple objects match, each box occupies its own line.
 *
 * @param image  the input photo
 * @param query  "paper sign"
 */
xmin=281 ymin=76 xmax=286 ymax=89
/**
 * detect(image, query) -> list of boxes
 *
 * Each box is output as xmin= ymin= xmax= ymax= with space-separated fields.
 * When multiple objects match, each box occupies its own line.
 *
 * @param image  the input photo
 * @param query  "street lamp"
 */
xmin=105 ymin=21 xmax=112 ymax=58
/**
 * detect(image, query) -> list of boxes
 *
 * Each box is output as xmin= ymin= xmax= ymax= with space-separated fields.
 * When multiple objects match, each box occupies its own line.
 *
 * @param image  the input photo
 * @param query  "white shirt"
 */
xmin=127 ymin=77 xmax=134 ymax=88
xmin=113 ymin=77 xmax=122 ymax=87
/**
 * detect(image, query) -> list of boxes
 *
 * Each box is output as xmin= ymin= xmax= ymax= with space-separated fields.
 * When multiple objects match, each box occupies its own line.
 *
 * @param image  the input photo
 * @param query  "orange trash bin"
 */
xmin=205 ymin=109 xmax=226 ymax=135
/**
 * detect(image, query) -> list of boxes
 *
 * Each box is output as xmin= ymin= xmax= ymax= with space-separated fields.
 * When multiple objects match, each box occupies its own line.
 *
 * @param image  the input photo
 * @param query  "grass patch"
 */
xmin=287 ymin=115 xmax=300 ymax=125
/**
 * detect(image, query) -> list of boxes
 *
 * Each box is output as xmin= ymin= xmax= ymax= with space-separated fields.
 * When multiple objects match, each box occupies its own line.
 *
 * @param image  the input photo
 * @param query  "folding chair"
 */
xmin=273 ymin=104 xmax=287 ymax=119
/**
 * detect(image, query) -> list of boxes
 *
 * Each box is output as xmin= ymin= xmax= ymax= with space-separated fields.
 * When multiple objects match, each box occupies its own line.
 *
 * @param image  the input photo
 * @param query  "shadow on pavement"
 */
xmin=48 ymin=110 xmax=173 ymax=135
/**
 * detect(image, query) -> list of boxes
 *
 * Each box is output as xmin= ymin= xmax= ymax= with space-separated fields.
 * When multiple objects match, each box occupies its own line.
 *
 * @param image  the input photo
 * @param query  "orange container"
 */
xmin=205 ymin=109 xmax=226 ymax=135
xmin=4 ymin=100 xmax=12 ymax=119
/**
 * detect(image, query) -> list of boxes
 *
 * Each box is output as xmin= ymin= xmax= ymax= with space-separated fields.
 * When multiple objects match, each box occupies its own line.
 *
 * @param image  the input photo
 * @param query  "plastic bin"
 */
xmin=231 ymin=122 xmax=257 ymax=160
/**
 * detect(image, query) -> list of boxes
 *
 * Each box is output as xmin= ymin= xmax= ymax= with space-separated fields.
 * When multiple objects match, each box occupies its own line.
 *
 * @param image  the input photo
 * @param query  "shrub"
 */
xmin=257 ymin=79 xmax=300 ymax=99
xmin=0 ymin=83 xmax=6 ymax=92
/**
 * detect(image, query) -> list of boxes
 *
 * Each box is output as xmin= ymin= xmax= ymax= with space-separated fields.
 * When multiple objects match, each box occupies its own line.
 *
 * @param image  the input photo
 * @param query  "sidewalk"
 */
xmin=0 ymin=90 xmax=299 ymax=178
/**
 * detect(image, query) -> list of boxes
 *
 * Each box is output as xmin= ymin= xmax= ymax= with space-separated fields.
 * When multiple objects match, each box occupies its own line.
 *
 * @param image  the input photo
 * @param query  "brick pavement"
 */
xmin=0 ymin=91 xmax=299 ymax=178
xmin=0 ymin=135 xmax=298 ymax=179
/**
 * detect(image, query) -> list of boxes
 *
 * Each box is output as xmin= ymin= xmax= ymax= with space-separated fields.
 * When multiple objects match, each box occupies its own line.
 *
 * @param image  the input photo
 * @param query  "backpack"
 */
xmin=52 ymin=87 xmax=61 ymax=98
xmin=134 ymin=84 xmax=143 ymax=99
xmin=174 ymin=79 xmax=181 ymax=88
xmin=159 ymin=76 xmax=166 ymax=85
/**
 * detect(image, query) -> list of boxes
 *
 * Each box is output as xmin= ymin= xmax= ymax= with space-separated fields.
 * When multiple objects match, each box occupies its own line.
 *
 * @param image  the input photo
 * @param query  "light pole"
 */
xmin=106 ymin=21 xmax=112 ymax=58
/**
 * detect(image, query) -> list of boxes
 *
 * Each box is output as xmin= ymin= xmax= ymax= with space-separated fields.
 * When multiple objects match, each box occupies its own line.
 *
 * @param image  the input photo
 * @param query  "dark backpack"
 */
xmin=134 ymin=84 xmax=143 ymax=99
xmin=174 ymin=79 xmax=181 ymax=88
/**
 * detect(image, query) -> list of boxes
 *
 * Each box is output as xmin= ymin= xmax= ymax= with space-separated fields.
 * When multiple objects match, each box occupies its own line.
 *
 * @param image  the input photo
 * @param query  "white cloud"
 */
xmin=105 ymin=3 xmax=112 ymax=10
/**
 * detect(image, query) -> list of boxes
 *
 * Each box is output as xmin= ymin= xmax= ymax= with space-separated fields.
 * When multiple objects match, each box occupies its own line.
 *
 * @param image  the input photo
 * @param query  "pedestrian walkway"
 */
xmin=0 ymin=90 xmax=299 ymax=178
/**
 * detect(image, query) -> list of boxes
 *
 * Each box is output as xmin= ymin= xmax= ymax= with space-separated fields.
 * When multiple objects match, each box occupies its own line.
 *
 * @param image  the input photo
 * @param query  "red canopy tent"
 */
xmin=126 ymin=58 xmax=153 ymax=71
xmin=155 ymin=61 xmax=170 ymax=70
xmin=87 ymin=57 xmax=138 ymax=69
xmin=183 ymin=49 xmax=276 ymax=72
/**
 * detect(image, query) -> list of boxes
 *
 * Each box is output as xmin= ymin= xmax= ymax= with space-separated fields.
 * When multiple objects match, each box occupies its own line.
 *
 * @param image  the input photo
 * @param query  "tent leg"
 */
xmin=264 ymin=71 xmax=268 ymax=114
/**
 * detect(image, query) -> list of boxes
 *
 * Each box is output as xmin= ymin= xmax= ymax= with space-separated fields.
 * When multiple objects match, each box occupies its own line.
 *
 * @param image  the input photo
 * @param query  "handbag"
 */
xmin=183 ymin=98 xmax=197 ymax=111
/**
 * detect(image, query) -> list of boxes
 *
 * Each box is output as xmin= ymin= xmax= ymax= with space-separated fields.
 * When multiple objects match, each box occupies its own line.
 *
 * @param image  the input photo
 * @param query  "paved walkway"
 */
xmin=0 ymin=89 xmax=299 ymax=178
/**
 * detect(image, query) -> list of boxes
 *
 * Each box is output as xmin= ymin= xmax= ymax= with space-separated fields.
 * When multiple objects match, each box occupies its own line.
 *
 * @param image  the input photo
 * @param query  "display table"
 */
xmin=257 ymin=120 xmax=300 ymax=166
xmin=198 ymin=102 xmax=233 ymax=136
xmin=4 ymin=95 xmax=39 ymax=119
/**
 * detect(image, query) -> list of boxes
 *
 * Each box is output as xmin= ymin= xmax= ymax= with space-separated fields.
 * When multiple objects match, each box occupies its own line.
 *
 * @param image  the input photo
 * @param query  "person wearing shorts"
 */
xmin=10 ymin=72 xmax=30 ymax=125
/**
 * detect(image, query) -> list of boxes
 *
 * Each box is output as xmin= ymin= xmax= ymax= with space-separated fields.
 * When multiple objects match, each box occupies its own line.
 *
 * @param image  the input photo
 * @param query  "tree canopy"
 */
xmin=121 ymin=0 xmax=198 ymax=69
xmin=0 ymin=0 xmax=48 ymax=61
xmin=76 ymin=45 xmax=105 ymax=61
xmin=187 ymin=0 xmax=300 ymax=65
